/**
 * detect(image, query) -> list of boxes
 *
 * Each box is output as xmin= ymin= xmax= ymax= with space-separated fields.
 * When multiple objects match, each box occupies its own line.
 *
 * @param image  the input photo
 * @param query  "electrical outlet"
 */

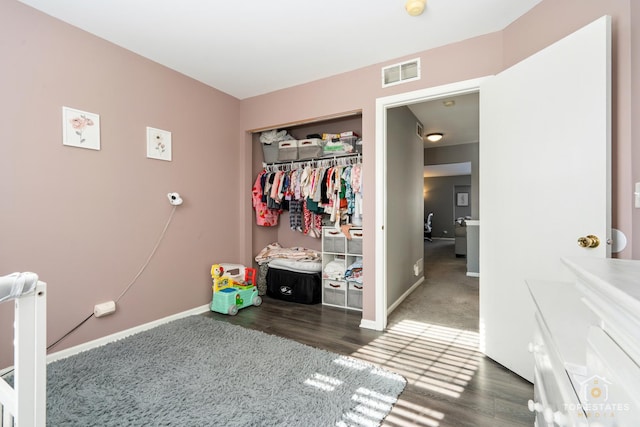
xmin=413 ymin=259 xmax=423 ymax=276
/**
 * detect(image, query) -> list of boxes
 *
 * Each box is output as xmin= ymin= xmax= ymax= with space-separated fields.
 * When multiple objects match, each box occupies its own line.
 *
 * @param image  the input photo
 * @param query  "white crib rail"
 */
xmin=0 ymin=275 xmax=46 ymax=427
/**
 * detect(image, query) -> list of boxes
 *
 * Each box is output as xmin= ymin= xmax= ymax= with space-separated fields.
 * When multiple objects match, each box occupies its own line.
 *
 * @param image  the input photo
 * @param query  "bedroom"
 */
xmin=1 ymin=0 xmax=639 ymax=424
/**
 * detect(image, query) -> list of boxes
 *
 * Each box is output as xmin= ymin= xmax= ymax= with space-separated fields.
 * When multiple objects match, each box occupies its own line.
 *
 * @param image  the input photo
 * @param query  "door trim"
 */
xmin=371 ymin=76 xmax=489 ymax=331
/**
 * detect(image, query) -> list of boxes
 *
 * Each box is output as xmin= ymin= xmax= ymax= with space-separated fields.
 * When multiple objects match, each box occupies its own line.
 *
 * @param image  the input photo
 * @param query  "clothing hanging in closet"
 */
xmin=251 ymin=158 xmax=363 ymax=237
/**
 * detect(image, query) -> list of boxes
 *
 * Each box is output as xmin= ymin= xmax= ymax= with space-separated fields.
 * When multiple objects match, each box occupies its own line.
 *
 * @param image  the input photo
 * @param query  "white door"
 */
xmin=479 ymin=16 xmax=611 ymax=381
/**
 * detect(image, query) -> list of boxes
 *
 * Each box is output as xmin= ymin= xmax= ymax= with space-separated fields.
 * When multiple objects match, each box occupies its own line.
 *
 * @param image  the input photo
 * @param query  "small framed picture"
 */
xmin=146 ymin=127 xmax=172 ymax=161
xmin=416 ymin=122 xmax=424 ymax=139
xmin=62 ymin=107 xmax=100 ymax=150
xmin=457 ymin=192 xmax=469 ymax=207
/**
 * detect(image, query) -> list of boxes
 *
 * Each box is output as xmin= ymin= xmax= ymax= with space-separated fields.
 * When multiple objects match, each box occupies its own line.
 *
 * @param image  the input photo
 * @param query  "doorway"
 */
xmin=374 ymin=16 xmax=610 ymax=382
xmin=374 ymin=77 xmax=485 ymax=331
xmin=424 ymin=163 xmax=473 ymax=239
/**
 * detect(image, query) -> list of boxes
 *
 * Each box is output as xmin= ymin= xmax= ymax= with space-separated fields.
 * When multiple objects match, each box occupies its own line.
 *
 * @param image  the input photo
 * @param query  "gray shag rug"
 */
xmin=44 ymin=316 xmax=406 ymax=426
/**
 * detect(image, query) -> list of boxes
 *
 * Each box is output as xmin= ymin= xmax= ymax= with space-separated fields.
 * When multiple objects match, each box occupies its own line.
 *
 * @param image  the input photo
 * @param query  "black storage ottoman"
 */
xmin=266 ymin=267 xmax=321 ymax=304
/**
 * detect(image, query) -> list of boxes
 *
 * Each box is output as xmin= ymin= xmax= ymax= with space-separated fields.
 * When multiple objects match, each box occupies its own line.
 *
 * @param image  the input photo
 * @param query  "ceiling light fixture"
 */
xmin=405 ymin=0 xmax=426 ymax=16
xmin=443 ymin=100 xmax=456 ymax=107
xmin=426 ymin=133 xmax=443 ymax=142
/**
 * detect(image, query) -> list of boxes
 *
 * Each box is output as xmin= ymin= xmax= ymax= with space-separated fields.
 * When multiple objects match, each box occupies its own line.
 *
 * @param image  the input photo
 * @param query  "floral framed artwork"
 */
xmin=62 ymin=107 xmax=100 ymax=150
xmin=146 ymin=127 xmax=172 ymax=161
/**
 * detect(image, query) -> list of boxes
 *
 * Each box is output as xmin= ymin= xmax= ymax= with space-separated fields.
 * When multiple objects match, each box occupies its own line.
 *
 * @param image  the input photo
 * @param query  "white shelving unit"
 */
xmin=321 ymin=226 xmax=363 ymax=311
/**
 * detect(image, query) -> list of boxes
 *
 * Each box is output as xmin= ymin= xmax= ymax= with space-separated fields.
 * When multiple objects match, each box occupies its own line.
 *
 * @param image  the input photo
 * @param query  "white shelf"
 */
xmin=321 ymin=227 xmax=363 ymax=311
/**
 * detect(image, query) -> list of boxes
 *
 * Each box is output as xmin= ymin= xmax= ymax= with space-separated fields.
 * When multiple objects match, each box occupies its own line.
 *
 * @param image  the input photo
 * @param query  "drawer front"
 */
xmin=324 ymin=280 xmax=346 ymax=291
xmin=580 ymin=291 xmax=640 ymax=365
xmin=323 ymin=228 xmax=345 ymax=253
xmin=347 ymin=282 xmax=363 ymax=309
xmin=532 ymin=313 xmax=586 ymax=426
xmin=323 ymin=280 xmax=345 ymax=306
xmin=347 ymin=229 xmax=363 ymax=255
xmin=583 ymin=326 xmax=640 ymax=425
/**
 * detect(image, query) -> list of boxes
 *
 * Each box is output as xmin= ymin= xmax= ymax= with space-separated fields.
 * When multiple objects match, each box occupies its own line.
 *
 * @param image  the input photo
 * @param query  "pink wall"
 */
xmin=240 ymin=0 xmax=637 ymax=324
xmin=0 ymin=1 xmax=241 ymax=367
xmin=1 ymin=0 xmax=636 ymax=367
xmin=631 ymin=1 xmax=640 ymax=256
xmin=239 ymin=33 xmax=505 ymax=321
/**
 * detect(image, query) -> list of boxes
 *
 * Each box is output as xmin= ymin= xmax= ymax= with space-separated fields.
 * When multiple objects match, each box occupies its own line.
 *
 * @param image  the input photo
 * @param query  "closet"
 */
xmin=251 ymin=114 xmax=362 ymax=250
xmin=255 ymin=154 xmax=362 ymax=237
xmin=250 ymin=113 xmax=364 ymax=310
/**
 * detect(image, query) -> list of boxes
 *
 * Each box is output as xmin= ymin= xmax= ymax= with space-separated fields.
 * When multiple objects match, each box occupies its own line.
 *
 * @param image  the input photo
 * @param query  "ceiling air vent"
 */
xmin=382 ymin=58 xmax=420 ymax=88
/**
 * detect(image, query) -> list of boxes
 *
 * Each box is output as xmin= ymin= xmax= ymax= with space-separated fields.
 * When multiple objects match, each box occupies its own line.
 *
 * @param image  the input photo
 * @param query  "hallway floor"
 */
xmin=389 ymin=238 xmax=479 ymax=331
xmin=376 ymin=238 xmax=533 ymax=426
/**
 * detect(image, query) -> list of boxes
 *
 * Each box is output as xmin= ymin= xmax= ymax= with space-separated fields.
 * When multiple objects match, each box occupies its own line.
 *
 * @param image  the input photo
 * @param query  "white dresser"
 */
xmin=527 ymin=257 xmax=640 ymax=426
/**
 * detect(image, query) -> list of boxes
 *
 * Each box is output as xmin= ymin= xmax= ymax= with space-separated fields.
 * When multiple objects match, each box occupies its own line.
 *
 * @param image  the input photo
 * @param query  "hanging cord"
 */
xmin=46 ymin=312 xmax=94 ymax=351
xmin=115 ymin=205 xmax=176 ymax=302
xmin=44 ymin=205 xmax=178 ymax=353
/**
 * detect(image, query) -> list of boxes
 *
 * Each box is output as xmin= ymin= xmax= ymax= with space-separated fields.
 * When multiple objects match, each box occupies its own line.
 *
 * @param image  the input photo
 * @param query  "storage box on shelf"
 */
xmin=321 ymin=227 xmax=363 ymax=311
xmin=278 ymin=140 xmax=298 ymax=161
xmin=297 ymin=138 xmax=323 ymax=160
xmin=347 ymin=282 xmax=363 ymax=310
xmin=260 ymin=128 xmax=361 ymax=167
xmin=261 ymin=142 xmax=278 ymax=163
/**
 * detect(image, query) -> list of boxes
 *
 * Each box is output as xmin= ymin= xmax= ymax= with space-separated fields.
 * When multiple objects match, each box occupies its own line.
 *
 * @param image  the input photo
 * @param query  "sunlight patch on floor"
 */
xmin=304 ymin=355 xmax=405 ymax=426
xmin=351 ymin=319 xmax=482 ymax=426
xmin=352 ymin=320 xmax=480 ymax=398
xmin=334 ymin=355 xmax=370 ymax=371
xmin=337 ymin=387 xmax=400 ymax=427
xmin=381 ymin=397 xmax=444 ymax=427
xmin=304 ymin=372 xmax=343 ymax=391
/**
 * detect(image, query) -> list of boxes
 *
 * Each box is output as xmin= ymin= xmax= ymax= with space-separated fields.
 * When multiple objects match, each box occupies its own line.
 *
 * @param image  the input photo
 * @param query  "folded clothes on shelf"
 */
xmin=323 ymin=259 xmax=346 ymax=280
xmin=345 ymin=257 xmax=363 ymax=284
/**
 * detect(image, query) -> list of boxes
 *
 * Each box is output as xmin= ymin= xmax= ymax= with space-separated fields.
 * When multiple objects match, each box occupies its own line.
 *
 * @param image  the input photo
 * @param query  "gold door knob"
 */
xmin=577 ymin=235 xmax=600 ymax=248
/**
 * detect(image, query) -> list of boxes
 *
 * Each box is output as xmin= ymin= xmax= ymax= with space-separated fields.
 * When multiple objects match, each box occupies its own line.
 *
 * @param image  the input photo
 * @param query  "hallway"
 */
xmin=372 ymin=238 xmax=533 ymax=426
xmin=388 ymin=238 xmax=479 ymax=331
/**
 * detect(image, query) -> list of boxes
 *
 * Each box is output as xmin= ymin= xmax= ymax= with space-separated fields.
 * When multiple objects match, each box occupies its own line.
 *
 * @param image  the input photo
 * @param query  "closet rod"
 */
xmin=262 ymin=152 xmax=361 ymax=170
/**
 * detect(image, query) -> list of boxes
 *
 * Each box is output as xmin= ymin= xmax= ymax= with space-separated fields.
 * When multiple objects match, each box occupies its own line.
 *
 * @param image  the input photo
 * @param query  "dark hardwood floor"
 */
xmin=202 ymin=240 xmax=534 ymax=426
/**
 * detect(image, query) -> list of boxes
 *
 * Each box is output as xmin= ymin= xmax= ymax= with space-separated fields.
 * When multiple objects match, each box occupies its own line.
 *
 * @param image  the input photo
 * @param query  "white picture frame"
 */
xmin=457 ymin=192 xmax=469 ymax=207
xmin=62 ymin=107 xmax=100 ymax=150
xmin=146 ymin=127 xmax=172 ymax=161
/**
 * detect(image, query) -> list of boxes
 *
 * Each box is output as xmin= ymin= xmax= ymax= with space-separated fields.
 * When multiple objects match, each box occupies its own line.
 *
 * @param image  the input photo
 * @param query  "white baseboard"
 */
xmin=47 ymin=304 xmax=210 ymax=364
xmin=387 ymin=276 xmax=425 ymax=315
xmin=466 ymin=272 xmax=480 ymax=278
xmin=359 ymin=318 xmax=383 ymax=331
xmin=361 ymin=277 xmax=425 ymax=332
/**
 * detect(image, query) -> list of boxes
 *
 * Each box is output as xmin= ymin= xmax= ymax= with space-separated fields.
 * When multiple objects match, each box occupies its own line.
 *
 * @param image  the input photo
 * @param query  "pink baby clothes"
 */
xmin=252 ymin=171 xmax=280 ymax=226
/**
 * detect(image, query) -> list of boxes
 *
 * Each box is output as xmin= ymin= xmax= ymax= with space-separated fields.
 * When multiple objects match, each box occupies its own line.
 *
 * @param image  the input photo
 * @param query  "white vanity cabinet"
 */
xmin=527 ymin=258 xmax=640 ymax=426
